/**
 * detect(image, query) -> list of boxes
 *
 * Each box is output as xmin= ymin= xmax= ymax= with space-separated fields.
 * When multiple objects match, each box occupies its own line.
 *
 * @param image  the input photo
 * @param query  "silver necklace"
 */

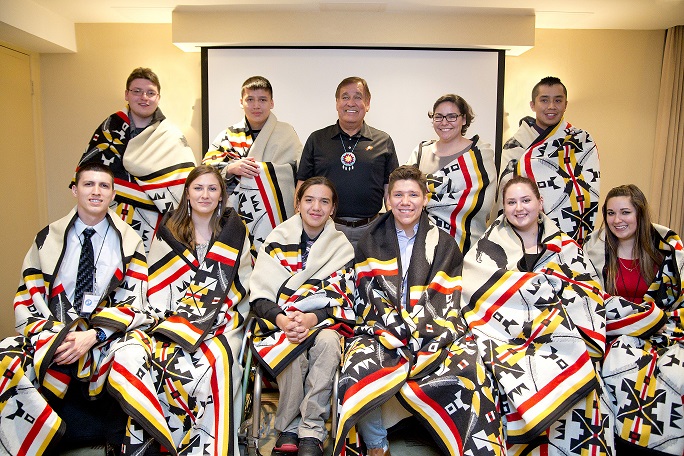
xmin=618 ymin=257 xmax=637 ymax=272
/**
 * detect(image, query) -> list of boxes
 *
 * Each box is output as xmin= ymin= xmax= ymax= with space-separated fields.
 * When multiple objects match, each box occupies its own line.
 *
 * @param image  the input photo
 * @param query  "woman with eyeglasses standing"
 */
xmin=406 ymin=94 xmax=496 ymax=253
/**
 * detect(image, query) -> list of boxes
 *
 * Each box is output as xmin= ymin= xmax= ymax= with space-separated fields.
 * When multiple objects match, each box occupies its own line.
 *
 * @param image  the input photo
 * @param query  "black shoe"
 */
xmin=273 ymin=432 xmax=299 ymax=453
xmin=297 ymin=437 xmax=323 ymax=456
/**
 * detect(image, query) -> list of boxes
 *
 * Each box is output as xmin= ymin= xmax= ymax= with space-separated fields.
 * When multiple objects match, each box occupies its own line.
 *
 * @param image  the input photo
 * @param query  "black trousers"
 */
xmin=43 ymin=365 xmax=127 ymax=454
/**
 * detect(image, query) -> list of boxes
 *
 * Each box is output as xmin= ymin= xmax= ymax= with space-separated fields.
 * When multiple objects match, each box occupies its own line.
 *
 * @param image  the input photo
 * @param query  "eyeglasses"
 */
xmin=429 ymin=113 xmax=463 ymax=123
xmin=127 ymin=88 xmax=158 ymax=98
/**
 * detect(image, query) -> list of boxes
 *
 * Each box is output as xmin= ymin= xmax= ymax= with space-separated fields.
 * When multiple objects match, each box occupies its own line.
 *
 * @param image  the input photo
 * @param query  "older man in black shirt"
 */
xmin=296 ymin=76 xmax=398 ymax=247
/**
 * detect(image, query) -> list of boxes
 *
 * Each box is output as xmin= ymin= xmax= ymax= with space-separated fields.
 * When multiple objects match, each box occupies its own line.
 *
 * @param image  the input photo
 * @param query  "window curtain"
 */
xmin=650 ymin=25 xmax=684 ymax=233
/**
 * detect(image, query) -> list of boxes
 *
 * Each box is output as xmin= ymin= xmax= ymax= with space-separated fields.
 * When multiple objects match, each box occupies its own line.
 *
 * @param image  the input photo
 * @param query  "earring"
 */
xmin=538 ymin=213 xmax=543 ymax=224
xmin=217 ymin=201 xmax=222 ymax=215
xmin=187 ymin=200 xmax=191 ymax=217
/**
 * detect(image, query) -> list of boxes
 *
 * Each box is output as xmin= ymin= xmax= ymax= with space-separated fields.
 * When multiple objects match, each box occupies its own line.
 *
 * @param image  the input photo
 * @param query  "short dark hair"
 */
xmin=296 ymin=176 xmax=339 ymax=218
xmin=388 ymin=165 xmax=428 ymax=195
xmin=531 ymin=76 xmax=567 ymax=101
xmin=126 ymin=67 xmax=160 ymax=93
xmin=501 ymin=175 xmax=541 ymax=202
xmin=75 ymin=162 xmax=114 ymax=185
xmin=241 ymin=76 xmax=273 ymax=98
xmin=335 ymin=76 xmax=370 ymax=101
xmin=428 ymin=94 xmax=475 ymax=135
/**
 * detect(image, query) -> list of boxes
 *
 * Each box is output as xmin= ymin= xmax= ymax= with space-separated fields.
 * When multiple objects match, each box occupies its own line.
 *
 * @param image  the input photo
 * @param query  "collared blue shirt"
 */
xmin=397 ymin=222 xmax=419 ymax=307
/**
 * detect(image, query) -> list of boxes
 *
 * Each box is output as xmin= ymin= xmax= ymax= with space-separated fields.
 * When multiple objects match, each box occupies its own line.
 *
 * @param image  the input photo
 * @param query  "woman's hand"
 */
xmin=53 ymin=330 xmax=97 ymax=365
xmin=276 ymin=311 xmax=318 ymax=344
xmin=225 ymin=157 xmax=260 ymax=178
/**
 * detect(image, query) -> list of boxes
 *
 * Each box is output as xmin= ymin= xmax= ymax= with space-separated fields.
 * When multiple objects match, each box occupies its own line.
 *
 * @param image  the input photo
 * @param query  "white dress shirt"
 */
xmin=58 ymin=216 xmax=122 ymax=334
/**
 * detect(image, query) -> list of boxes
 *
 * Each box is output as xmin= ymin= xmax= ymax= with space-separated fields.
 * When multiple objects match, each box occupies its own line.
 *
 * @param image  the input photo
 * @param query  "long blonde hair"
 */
xmin=165 ymin=165 xmax=228 ymax=249
xmin=601 ymin=184 xmax=662 ymax=294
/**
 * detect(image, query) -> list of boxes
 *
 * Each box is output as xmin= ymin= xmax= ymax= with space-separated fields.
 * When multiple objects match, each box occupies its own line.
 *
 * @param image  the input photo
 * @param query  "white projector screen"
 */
xmin=202 ymin=46 xmax=504 ymax=166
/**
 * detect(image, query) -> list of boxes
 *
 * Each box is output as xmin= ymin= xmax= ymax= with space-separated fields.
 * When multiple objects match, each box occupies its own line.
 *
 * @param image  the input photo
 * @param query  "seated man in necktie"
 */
xmin=0 ymin=163 xmax=174 ymax=455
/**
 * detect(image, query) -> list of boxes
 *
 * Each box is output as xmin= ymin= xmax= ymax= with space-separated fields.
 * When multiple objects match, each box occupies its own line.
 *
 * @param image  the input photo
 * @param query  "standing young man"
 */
xmin=0 ymin=163 xmax=174 ymax=454
xmin=74 ymin=67 xmax=197 ymax=253
xmin=498 ymin=76 xmax=600 ymax=245
xmin=296 ymin=76 xmax=399 ymax=247
xmin=203 ymin=76 xmax=302 ymax=255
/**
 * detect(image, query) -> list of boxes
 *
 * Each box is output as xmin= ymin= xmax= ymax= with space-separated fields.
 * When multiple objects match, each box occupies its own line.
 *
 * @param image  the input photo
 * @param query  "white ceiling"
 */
xmin=25 ymin=0 xmax=684 ymax=30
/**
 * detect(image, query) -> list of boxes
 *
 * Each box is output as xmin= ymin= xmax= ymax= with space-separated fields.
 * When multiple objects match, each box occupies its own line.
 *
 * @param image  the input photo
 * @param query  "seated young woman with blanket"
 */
xmin=335 ymin=165 xmax=504 ymax=456
xmin=584 ymin=184 xmax=684 ymax=455
xmin=461 ymin=175 xmax=615 ymax=455
xmin=145 ymin=165 xmax=252 ymax=455
xmin=250 ymin=177 xmax=356 ymax=456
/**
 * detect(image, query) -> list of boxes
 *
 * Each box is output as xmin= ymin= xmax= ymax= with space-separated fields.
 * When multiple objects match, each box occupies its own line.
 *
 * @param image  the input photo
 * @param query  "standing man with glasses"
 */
xmin=73 ymin=67 xmax=197 ymax=253
xmin=0 ymin=162 xmax=174 ymax=454
xmin=296 ymin=76 xmax=399 ymax=247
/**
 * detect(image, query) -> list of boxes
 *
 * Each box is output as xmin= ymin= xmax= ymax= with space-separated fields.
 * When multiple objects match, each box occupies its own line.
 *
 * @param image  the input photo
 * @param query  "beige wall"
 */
xmin=38 ymin=25 xmax=664 ymax=220
xmin=0 ymin=43 xmax=46 ymax=338
xmin=504 ymin=29 xmax=664 ymax=216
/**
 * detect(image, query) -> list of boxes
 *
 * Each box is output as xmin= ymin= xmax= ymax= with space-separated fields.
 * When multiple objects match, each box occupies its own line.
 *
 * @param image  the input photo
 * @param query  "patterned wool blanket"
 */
xmin=461 ymin=214 xmax=614 ymax=455
xmin=499 ymin=118 xmax=600 ymax=245
xmin=335 ymin=211 xmax=504 ymax=456
xmin=407 ymin=135 xmax=496 ymax=254
xmin=76 ymin=108 xmax=197 ymax=252
xmin=0 ymin=209 xmax=175 ymax=455
xmin=146 ymin=208 xmax=251 ymax=456
xmin=585 ymin=224 xmax=684 ymax=455
xmin=203 ymin=114 xmax=302 ymax=255
xmin=249 ymin=216 xmax=355 ymax=378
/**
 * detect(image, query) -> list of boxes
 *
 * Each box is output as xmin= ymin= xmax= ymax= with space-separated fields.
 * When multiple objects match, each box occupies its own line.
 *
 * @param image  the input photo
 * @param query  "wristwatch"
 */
xmin=94 ymin=328 xmax=107 ymax=343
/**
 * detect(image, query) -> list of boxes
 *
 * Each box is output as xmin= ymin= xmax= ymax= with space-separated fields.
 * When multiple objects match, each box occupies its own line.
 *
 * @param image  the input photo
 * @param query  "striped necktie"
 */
xmin=302 ymin=238 xmax=315 ymax=269
xmin=74 ymin=227 xmax=95 ymax=311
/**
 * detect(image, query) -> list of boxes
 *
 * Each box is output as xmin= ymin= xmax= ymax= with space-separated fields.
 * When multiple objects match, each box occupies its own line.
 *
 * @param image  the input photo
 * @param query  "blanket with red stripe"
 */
xmin=585 ymin=224 xmax=684 ymax=455
xmin=335 ymin=211 xmax=504 ymax=456
xmin=499 ymin=118 xmax=600 ymax=245
xmin=407 ymin=135 xmax=496 ymax=254
xmin=249 ymin=216 xmax=355 ymax=378
xmin=76 ymin=108 xmax=197 ymax=252
xmin=203 ymin=114 xmax=302 ymax=256
xmin=146 ymin=208 xmax=251 ymax=455
xmin=461 ymin=214 xmax=614 ymax=455
xmin=0 ymin=209 xmax=173 ymax=455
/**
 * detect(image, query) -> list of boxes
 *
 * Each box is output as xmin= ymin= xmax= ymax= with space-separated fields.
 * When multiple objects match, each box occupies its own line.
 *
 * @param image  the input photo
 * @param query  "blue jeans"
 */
xmin=357 ymin=406 xmax=388 ymax=449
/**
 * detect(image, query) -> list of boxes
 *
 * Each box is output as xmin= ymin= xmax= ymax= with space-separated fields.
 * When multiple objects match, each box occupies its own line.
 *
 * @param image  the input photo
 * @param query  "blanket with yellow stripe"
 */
xmin=585 ymin=224 xmax=684 ymax=455
xmin=407 ymin=135 xmax=496 ymax=254
xmin=203 ymin=114 xmax=302 ymax=256
xmin=146 ymin=208 xmax=251 ymax=456
xmin=499 ymin=118 xmax=600 ymax=246
xmin=0 ymin=209 xmax=174 ymax=455
xmin=76 ymin=108 xmax=197 ymax=252
xmin=250 ymin=216 xmax=355 ymax=378
xmin=461 ymin=214 xmax=614 ymax=454
xmin=335 ymin=211 xmax=504 ymax=456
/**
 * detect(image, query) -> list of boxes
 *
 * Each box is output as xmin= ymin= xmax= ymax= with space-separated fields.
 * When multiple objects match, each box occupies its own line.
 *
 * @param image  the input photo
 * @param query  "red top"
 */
xmin=615 ymin=258 xmax=649 ymax=303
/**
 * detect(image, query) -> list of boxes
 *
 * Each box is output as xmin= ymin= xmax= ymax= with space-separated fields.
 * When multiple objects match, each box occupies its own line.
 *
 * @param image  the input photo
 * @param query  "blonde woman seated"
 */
xmin=584 ymin=184 xmax=684 ymax=455
xmin=406 ymin=94 xmax=496 ymax=253
xmin=461 ymin=175 xmax=615 ymax=455
xmin=146 ymin=165 xmax=252 ymax=455
xmin=250 ymin=177 xmax=356 ymax=456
